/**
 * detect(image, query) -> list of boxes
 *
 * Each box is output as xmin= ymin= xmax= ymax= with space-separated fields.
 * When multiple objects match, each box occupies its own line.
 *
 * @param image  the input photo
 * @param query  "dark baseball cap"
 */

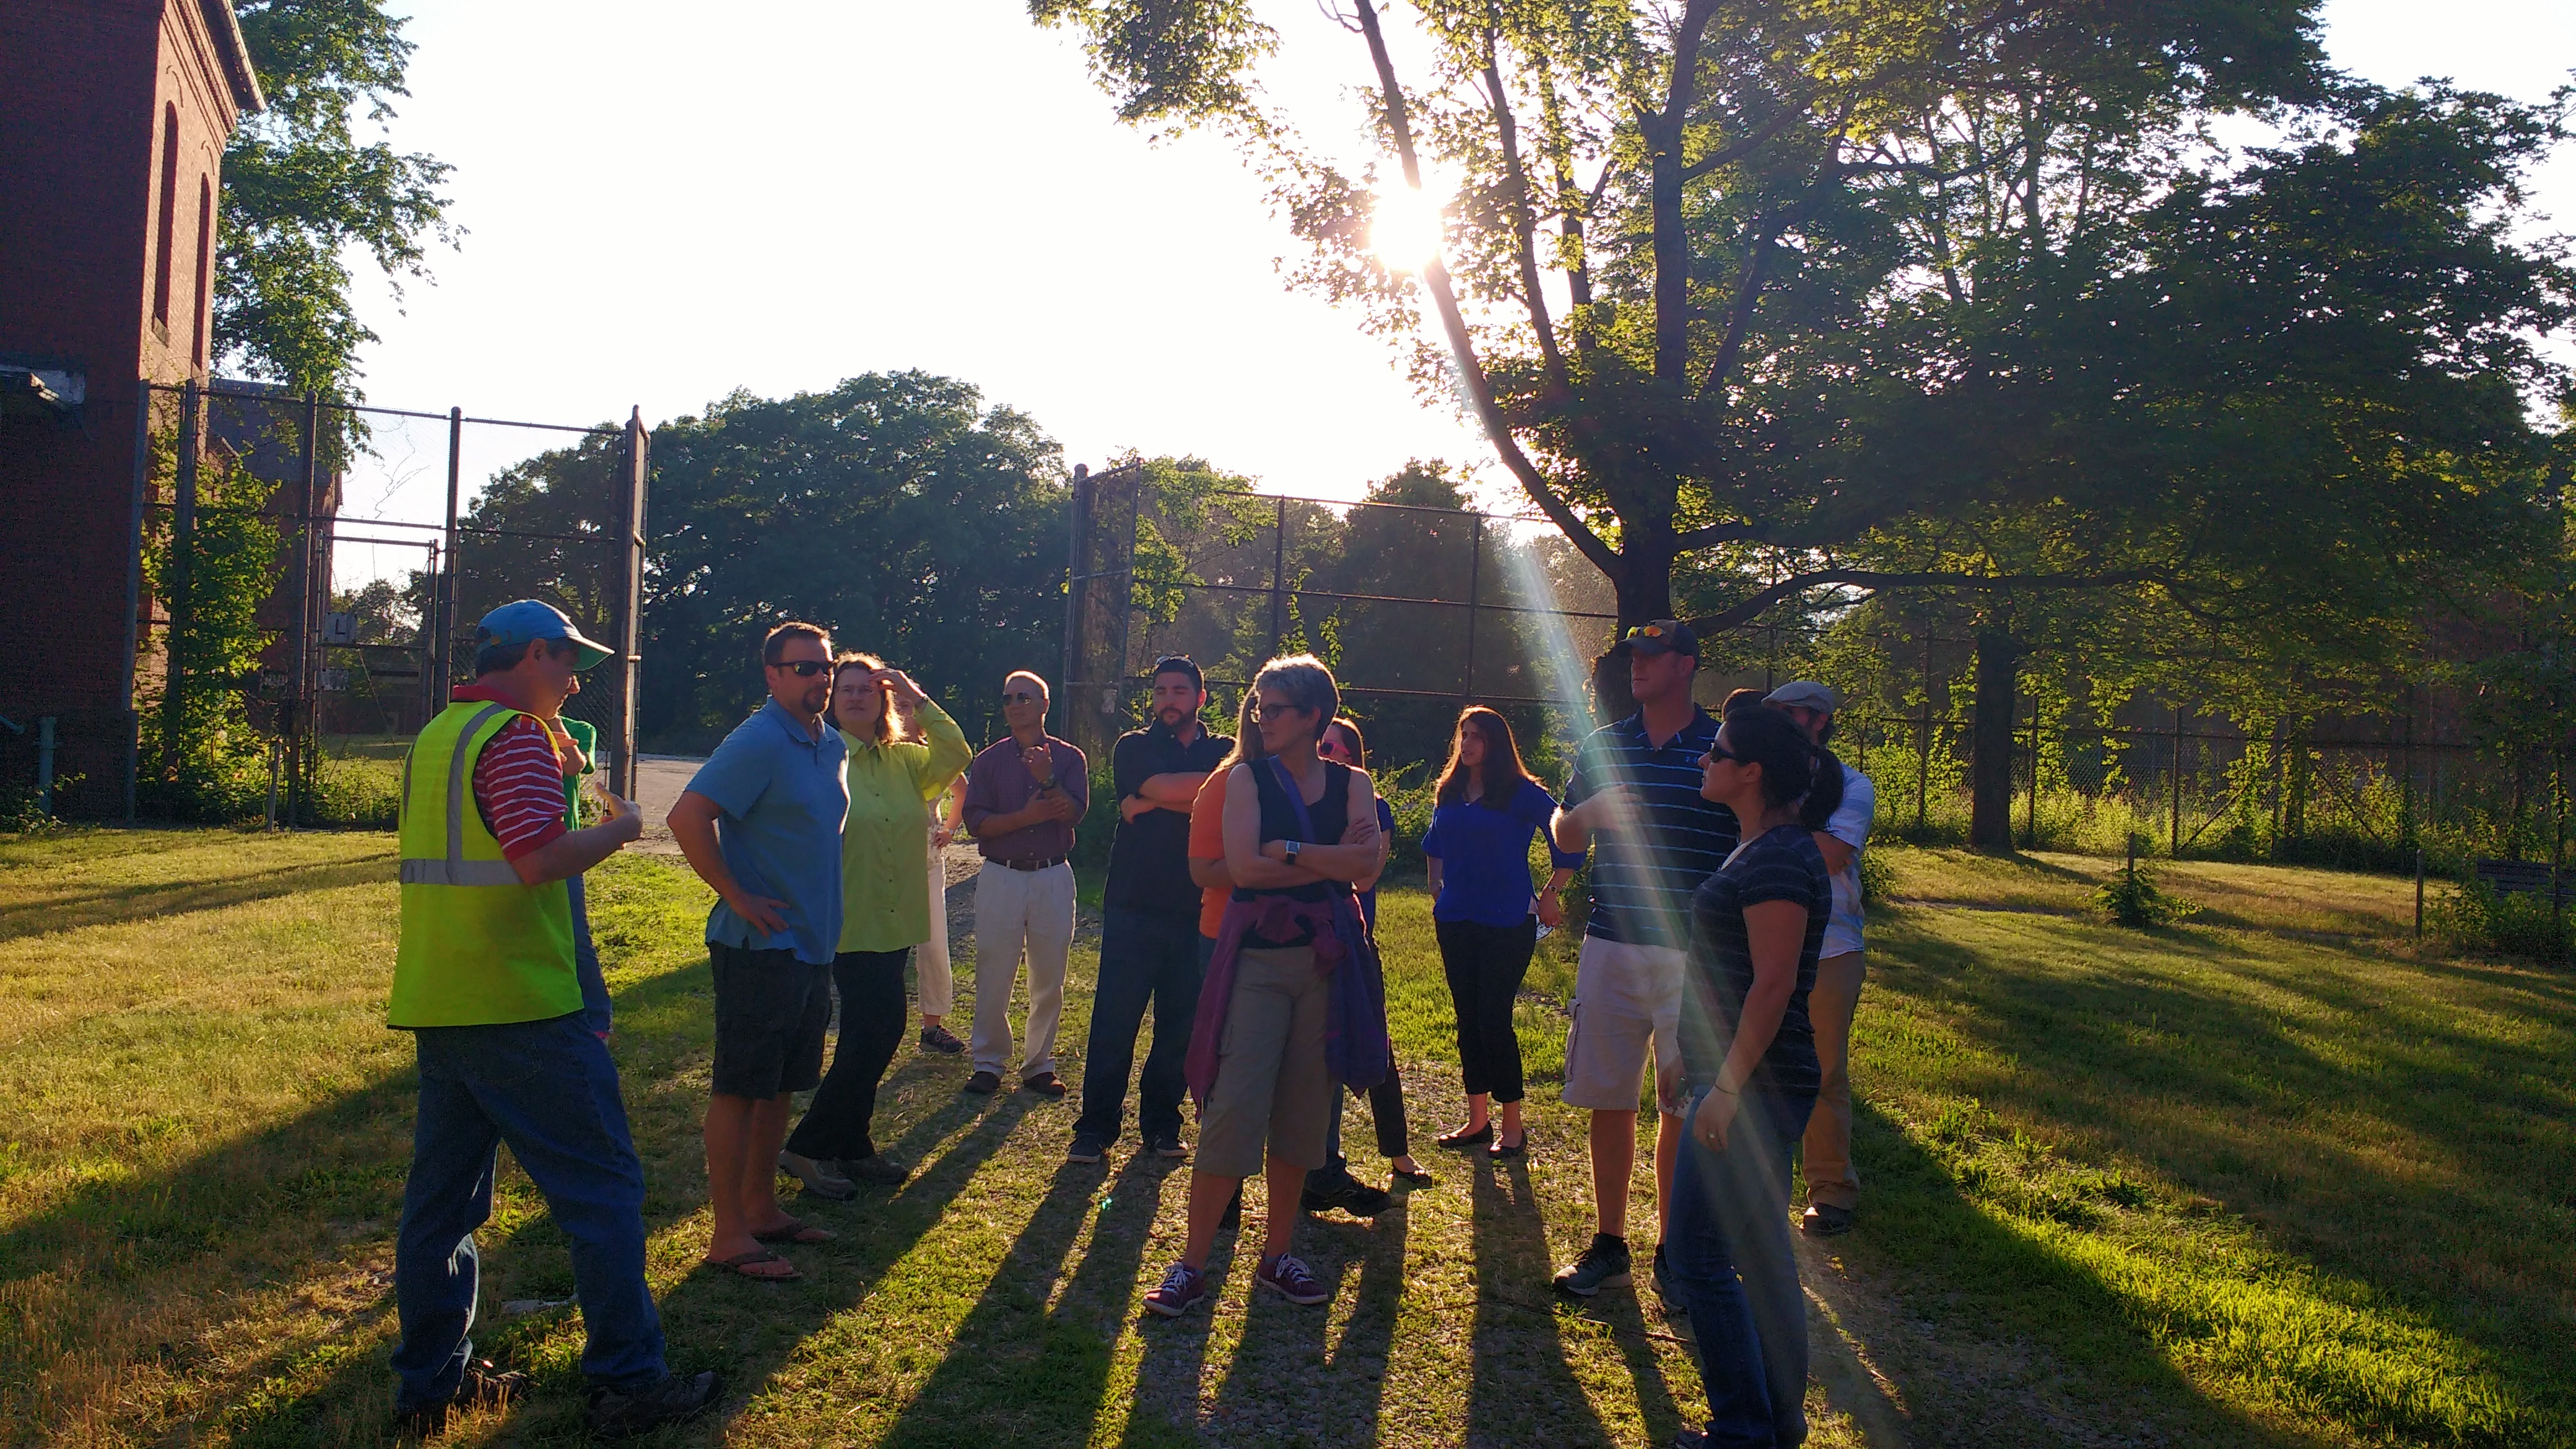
xmin=1622 ymin=619 xmax=1700 ymax=658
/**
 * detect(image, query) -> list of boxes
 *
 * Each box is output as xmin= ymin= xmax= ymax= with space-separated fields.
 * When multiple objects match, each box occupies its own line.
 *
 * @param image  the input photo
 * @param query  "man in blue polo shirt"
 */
xmin=1549 ymin=619 xmax=1738 ymax=1303
xmin=666 ymin=621 xmax=849 ymax=1282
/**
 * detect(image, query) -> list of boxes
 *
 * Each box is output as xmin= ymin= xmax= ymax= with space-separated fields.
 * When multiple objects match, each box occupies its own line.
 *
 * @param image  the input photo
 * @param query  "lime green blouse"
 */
xmin=837 ymin=700 xmax=973 ymax=952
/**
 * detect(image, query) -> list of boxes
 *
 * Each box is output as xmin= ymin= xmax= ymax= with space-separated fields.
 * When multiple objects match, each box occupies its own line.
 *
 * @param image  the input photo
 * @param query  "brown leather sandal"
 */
xmin=701 ymin=1248 xmax=799 ymax=1281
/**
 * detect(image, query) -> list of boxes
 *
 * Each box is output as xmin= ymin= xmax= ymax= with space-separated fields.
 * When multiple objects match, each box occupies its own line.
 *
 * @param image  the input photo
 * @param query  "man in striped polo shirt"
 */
xmin=1549 ymin=620 xmax=1739 ymax=1302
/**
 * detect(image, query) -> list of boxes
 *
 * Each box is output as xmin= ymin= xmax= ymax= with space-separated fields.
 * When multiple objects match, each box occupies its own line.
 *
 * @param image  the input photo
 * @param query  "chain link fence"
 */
xmin=121 ymin=379 xmax=644 ymax=826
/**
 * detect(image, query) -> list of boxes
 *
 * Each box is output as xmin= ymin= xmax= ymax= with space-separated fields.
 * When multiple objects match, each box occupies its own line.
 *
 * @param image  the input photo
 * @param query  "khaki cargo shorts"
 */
xmin=1196 ymin=944 xmax=1336 ymax=1178
xmin=1559 ymin=934 xmax=1686 ymax=1115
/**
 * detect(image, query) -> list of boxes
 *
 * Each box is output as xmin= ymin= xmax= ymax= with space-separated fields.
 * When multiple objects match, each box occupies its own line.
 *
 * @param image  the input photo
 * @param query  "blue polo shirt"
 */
xmin=1562 ymin=707 xmax=1738 ymax=949
xmin=686 ymin=699 xmax=850 ymax=965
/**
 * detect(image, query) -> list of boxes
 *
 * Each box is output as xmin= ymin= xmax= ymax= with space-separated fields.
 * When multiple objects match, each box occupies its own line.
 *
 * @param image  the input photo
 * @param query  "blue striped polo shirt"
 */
xmin=1563 ymin=707 xmax=1739 ymax=949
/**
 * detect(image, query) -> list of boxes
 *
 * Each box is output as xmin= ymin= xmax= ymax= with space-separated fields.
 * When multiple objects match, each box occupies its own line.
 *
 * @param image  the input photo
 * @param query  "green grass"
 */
xmin=0 ymin=833 xmax=2569 ymax=1445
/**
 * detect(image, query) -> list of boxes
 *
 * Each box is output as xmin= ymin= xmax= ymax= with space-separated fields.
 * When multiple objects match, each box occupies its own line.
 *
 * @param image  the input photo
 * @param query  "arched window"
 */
xmin=152 ymin=102 xmax=179 ymax=330
xmin=192 ymin=175 xmax=214 ymax=367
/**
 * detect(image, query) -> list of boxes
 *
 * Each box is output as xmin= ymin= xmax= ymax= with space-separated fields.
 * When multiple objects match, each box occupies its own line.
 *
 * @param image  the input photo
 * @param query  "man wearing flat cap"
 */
xmin=388 ymin=600 xmax=718 ymax=1437
xmin=1764 ymin=680 xmax=1876 ymax=1238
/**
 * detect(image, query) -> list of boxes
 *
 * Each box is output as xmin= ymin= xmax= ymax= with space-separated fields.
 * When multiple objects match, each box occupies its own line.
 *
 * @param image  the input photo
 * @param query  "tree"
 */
xmin=1032 ymin=2 xmax=2571 ymax=767
xmin=632 ymin=373 xmax=1069 ymax=751
xmin=217 ymin=0 xmax=458 ymax=398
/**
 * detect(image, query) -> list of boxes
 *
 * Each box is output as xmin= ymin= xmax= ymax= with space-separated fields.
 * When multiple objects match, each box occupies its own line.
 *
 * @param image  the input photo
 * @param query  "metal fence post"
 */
xmin=161 ymin=378 xmax=202 ymax=784
xmin=1058 ymin=463 xmax=1090 ymax=738
xmin=1461 ymin=513 xmax=1484 ymax=702
xmin=435 ymin=406 xmax=462 ymax=704
xmin=290 ymin=389 xmax=320 ymax=827
xmin=121 ymin=378 xmax=152 ymax=822
xmin=1269 ymin=495 xmax=1287 ymax=658
xmin=2169 ymin=707 xmax=2184 ymax=856
xmin=614 ymin=407 xmax=648 ymax=801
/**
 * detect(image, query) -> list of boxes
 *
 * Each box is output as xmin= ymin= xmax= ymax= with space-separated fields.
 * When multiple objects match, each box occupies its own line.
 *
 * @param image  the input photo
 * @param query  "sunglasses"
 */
xmin=771 ymin=659 xmax=829 ymax=677
xmin=1002 ymin=690 xmax=1041 ymax=705
xmin=1702 ymin=742 xmax=1749 ymax=765
xmin=1624 ymin=624 xmax=1670 ymax=642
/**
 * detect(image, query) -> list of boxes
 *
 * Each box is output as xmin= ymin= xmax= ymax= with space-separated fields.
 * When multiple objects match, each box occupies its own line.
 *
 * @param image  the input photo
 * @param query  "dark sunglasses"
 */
xmin=771 ymin=659 xmax=829 ymax=677
xmin=1002 ymin=690 xmax=1041 ymax=705
xmin=1702 ymin=742 xmax=1748 ymax=765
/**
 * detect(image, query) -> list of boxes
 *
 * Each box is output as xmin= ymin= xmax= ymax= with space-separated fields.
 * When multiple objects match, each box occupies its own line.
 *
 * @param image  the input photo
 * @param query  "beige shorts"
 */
xmin=1560 ymin=934 xmax=1686 ymax=1115
xmin=1196 ymin=945 xmax=1336 ymax=1179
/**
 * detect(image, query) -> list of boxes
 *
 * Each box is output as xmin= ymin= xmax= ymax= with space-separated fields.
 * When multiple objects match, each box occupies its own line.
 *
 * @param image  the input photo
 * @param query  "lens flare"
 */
xmin=1368 ymin=186 xmax=1444 ymax=272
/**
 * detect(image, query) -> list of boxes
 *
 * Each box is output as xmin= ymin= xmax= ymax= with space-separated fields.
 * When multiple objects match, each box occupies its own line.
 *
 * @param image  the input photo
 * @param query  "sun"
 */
xmin=1368 ymin=186 xmax=1444 ymax=272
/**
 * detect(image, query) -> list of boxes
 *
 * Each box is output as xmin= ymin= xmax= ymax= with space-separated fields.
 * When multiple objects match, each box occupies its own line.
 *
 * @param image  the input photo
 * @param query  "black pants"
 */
xmin=1074 ymin=908 xmax=1205 ymax=1145
xmin=1438 ymin=917 xmax=1537 ymax=1103
xmin=784 ymin=948 xmax=910 ymax=1162
xmin=1323 ymin=1065 xmax=1410 ymax=1173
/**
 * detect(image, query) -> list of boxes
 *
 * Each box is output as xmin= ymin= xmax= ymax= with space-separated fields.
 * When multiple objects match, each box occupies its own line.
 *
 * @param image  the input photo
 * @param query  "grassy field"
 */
xmin=0 ymin=831 xmax=2569 ymax=1447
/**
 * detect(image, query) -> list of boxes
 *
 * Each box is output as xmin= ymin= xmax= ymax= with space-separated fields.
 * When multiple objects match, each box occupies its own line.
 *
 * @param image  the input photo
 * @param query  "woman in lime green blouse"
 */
xmin=780 ymin=651 xmax=973 ymax=1193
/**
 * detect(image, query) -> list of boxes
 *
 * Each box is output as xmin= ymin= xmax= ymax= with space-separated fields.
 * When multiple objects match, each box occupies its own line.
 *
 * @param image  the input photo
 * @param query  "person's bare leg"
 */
xmin=1180 ymin=1170 xmax=1239 ymax=1270
xmin=1261 ymin=1156 xmax=1306 ymax=1261
xmin=704 ymin=1094 xmax=765 ymax=1262
xmin=1448 ymin=1091 xmax=1492 ymax=1139
xmin=1591 ymin=1108 xmax=1638 ymax=1237
xmin=1500 ymin=1098 xmax=1524 ymax=1142
xmin=1653 ymin=1110 xmax=1682 ymax=1238
xmin=741 ymin=1094 xmax=793 ymax=1225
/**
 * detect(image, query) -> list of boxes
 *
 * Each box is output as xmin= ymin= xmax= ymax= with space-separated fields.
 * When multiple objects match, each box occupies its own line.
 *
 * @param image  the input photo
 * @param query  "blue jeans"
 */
xmin=1666 ymin=1087 xmax=1815 ymax=1448
xmin=1075 ymin=908 xmax=1204 ymax=1144
xmin=392 ymin=1013 xmax=665 ymax=1409
xmin=570 ymin=872 xmax=612 ymax=1037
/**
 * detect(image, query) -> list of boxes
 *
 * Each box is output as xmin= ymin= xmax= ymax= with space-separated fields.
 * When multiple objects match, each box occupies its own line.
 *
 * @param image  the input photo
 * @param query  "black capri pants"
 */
xmin=1436 ymin=918 xmax=1538 ymax=1104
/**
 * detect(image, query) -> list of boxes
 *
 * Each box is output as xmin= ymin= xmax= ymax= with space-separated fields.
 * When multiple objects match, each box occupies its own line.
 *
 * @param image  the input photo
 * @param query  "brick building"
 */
xmin=0 ymin=1 xmax=264 ymax=815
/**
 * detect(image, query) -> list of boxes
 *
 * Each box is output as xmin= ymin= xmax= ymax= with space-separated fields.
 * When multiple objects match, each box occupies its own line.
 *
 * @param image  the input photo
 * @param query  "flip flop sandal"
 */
xmin=702 ymin=1249 xmax=799 ymax=1281
xmin=751 ymin=1217 xmax=837 ymax=1245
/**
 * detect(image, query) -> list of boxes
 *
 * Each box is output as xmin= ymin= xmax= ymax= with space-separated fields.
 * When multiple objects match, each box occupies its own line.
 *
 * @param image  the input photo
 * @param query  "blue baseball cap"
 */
xmin=476 ymin=599 xmax=614 ymax=670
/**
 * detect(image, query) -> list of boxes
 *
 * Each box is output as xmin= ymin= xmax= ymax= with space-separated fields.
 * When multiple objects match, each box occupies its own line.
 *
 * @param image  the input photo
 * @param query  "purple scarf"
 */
xmin=1183 ymin=761 xmax=1393 ymax=1107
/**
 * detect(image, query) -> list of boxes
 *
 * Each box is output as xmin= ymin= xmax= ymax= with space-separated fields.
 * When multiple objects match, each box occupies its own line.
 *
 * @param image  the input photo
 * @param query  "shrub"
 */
xmin=2428 ymin=876 xmax=2569 ymax=962
xmin=2091 ymin=861 xmax=2196 ymax=928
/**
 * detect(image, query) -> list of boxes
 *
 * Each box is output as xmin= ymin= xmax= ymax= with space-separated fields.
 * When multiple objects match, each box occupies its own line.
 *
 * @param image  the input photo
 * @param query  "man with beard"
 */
xmin=1070 ymin=656 xmax=1232 ymax=1162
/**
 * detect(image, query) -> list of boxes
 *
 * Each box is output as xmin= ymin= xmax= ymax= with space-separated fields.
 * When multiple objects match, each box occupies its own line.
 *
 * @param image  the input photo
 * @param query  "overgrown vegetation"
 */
xmin=136 ymin=426 xmax=284 ymax=822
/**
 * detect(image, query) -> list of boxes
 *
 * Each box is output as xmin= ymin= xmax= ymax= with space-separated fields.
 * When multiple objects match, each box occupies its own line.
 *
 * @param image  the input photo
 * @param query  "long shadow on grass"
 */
xmin=1464 ymin=1157 xmax=1617 ymax=1447
xmin=871 ymin=1152 xmax=1173 ymax=1448
xmin=0 ymin=850 xmax=399 ymax=944
xmin=1873 ymin=911 xmax=2576 ymax=1438
xmin=1840 ymin=1097 xmax=2297 ymax=1448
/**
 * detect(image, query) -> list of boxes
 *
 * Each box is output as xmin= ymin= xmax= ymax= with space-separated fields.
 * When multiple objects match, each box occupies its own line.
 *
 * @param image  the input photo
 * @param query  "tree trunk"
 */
xmin=1970 ymin=629 xmax=2021 ymax=850
xmin=1585 ymin=539 xmax=1678 ymax=724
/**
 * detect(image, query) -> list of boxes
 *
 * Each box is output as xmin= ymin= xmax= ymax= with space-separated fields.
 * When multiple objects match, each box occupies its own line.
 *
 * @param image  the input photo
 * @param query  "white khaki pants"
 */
xmin=970 ymin=860 xmax=1076 ymax=1080
xmin=917 ymin=819 xmax=955 ymax=1019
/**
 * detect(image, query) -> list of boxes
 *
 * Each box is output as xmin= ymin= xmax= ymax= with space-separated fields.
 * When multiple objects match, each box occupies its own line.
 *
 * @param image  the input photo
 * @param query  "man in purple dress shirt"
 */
xmin=959 ymin=671 xmax=1089 ymax=1096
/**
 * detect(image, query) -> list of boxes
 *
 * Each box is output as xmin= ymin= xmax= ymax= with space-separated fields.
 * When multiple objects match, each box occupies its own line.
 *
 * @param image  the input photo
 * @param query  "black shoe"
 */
xmin=1652 ymin=1245 xmax=1686 ymax=1319
xmin=587 ymin=1370 xmax=721 ymax=1438
xmin=1553 ymin=1234 xmax=1633 ymax=1297
xmin=1803 ymin=1202 xmax=1855 ymax=1237
xmin=1302 ymin=1172 xmax=1393 ymax=1217
xmin=1067 ymin=1134 xmax=1107 ymax=1165
xmin=394 ymin=1360 xmax=528 ymax=1435
xmin=1146 ymin=1131 xmax=1189 ymax=1159
xmin=918 ymin=1023 xmax=965 ymax=1055
xmin=963 ymin=1070 xmax=1001 ymax=1095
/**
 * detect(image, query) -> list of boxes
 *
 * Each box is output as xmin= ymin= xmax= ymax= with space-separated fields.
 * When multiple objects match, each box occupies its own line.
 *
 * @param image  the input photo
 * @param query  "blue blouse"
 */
xmin=1422 ymin=779 xmax=1585 ymax=926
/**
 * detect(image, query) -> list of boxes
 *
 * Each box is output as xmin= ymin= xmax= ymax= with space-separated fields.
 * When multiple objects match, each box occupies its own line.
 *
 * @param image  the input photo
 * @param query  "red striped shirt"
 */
xmin=455 ymin=686 xmax=573 ymax=861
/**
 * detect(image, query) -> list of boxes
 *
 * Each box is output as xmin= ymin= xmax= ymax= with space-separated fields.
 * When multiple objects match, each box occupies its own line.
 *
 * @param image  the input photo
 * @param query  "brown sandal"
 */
xmin=751 ymin=1217 xmax=836 ymax=1245
xmin=702 ymin=1248 xmax=799 ymax=1281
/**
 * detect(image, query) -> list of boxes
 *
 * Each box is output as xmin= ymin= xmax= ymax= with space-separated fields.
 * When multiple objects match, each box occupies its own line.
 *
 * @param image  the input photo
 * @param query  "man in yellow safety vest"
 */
xmin=387 ymin=599 xmax=718 ymax=1438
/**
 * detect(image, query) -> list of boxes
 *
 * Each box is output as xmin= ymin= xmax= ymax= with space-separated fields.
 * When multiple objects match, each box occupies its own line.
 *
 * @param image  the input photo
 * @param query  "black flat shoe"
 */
xmin=1487 ymin=1134 xmax=1526 ymax=1160
xmin=1390 ymin=1164 xmax=1437 ymax=1186
xmin=1436 ymin=1123 xmax=1493 ymax=1147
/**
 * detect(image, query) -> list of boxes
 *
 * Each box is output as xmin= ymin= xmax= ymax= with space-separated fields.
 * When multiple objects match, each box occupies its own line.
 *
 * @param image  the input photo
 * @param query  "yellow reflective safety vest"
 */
xmin=389 ymin=700 xmax=581 ymax=1027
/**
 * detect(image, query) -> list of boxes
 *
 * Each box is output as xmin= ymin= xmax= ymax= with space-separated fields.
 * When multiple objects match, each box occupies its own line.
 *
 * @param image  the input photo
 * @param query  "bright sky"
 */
xmin=333 ymin=0 xmax=2572 ymax=581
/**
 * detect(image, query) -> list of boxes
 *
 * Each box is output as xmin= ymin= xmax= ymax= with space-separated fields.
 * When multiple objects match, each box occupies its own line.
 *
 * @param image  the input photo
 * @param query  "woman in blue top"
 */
xmin=1668 ymin=705 xmax=1836 ymax=1449
xmin=1422 ymin=707 xmax=1582 ymax=1159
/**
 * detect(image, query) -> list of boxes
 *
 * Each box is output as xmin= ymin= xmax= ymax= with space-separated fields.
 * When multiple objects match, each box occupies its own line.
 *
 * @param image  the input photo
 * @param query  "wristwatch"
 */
xmin=1283 ymin=840 xmax=1303 ymax=866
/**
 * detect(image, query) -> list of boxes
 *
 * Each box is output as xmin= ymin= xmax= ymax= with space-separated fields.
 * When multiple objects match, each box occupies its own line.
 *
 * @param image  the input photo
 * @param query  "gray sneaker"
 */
xmin=1553 ymin=1234 xmax=1633 ymax=1297
xmin=837 ymin=1154 xmax=907 ymax=1186
xmin=588 ymin=1370 xmax=720 ymax=1438
xmin=777 ymin=1151 xmax=855 ymax=1200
